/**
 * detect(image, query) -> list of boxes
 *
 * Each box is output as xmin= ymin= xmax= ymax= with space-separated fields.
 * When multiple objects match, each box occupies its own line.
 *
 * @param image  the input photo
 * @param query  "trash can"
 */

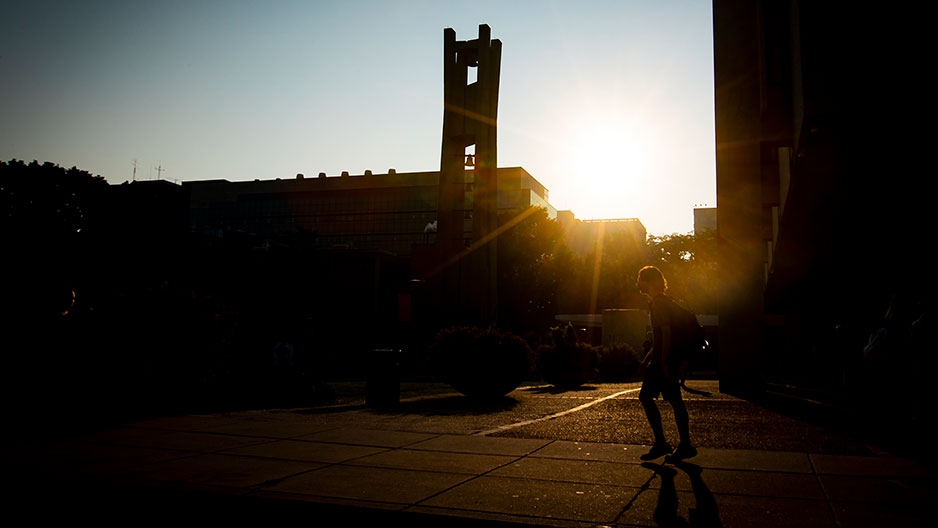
xmin=366 ymin=348 xmax=401 ymax=408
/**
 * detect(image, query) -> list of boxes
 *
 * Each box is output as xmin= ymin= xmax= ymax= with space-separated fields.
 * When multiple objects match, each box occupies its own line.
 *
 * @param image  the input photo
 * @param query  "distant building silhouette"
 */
xmin=692 ymin=207 xmax=715 ymax=235
xmin=557 ymin=212 xmax=647 ymax=258
xmin=185 ymin=166 xmax=554 ymax=257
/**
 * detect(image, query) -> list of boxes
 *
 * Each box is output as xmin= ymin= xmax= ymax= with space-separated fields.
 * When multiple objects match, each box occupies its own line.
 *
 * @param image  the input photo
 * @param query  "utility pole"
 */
xmin=155 ymin=163 xmax=165 ymax=180
xmin=131 ymin=159 xmax=138 ymax=182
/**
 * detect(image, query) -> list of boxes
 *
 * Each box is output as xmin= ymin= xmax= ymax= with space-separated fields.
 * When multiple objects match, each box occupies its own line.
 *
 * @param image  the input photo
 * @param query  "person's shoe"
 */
xmin=640 ymin=442 xmax=673 ymax=460
xmin=666 ymin=442 xmax=698 ymax=461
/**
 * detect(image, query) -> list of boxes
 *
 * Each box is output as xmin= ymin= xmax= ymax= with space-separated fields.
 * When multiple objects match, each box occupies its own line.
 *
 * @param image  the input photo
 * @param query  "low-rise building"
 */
xmin=185 ymin=166 xmax=555 ymax=257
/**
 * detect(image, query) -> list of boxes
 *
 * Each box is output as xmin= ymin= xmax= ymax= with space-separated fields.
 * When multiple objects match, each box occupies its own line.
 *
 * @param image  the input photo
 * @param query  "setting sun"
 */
xmin=561 ymin=114 xmax=653 ymax=221
xmin=573 ymin=123 xmax=647 ymax=185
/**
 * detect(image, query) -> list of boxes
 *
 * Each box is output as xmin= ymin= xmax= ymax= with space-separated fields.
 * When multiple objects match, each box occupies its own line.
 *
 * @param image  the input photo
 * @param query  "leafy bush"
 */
xmin=535 ymin=322 xmax=598 ymax=388
xmin=430 ymin=326 xmax=534 ymax=400
xmin=597 ymin=343 xmax=642 ymax=381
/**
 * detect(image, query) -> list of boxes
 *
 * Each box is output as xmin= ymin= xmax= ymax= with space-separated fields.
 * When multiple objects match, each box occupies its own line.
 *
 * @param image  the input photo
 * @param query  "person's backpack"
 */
xmin=663 ymin=296 xmax=708 ymax=365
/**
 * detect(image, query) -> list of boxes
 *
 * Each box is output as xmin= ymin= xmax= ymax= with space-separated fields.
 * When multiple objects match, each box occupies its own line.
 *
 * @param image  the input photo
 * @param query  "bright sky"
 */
xmin=1 ymin=0 xmax=715 ymax=236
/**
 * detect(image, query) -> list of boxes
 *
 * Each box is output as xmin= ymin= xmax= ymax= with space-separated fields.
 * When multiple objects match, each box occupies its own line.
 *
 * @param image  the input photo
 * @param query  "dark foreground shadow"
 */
xmin=386 ymin=393 xmax=521 ymax=415
xmin=680 ymin=383 xmax=714 ymax=397
xmin=639 ymin=461 xmax=723 ymax=528
xmin=388 ymin=394 xmax=520 ymax=415
xmin=294 ymin=393 xmax=522 ymax=416
xmin=520 ymin=384 xmax=600 ymax=395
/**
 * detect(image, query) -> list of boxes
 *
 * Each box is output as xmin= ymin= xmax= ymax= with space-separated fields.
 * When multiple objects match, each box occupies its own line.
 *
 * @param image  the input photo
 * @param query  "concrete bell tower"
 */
xmin=436 ymin=23 xmax=502 ymax=325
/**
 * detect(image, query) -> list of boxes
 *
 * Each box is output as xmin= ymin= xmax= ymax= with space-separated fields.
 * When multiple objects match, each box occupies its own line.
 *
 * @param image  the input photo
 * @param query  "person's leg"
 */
xmin=670 ymin=397 xmax=690 ymax=445
xmin=663 ymin=385 xmax=696 ymax=459
xmin=639 ymin=371 xmax=672 ymax=459
xmin=640 ymin=395 xmax=666 ymax=443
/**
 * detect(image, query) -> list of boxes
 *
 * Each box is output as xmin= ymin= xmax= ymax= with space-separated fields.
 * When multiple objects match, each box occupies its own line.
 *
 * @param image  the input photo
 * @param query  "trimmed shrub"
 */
xmin=535 ymin=322 xmax=598 ymax=388
xmin=597 ymin=343 xmax=642 ymax=381
xmin=430 ymin=326 xmax=534 ymax=400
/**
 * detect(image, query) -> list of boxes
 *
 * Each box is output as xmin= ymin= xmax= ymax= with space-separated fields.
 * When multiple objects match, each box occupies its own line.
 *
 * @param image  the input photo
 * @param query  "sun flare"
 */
xmin=563 ymin=117 xmax=651 ymax=220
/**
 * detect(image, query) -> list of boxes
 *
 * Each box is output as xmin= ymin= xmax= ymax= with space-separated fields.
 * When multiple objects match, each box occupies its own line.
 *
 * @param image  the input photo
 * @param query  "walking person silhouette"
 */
xmin=636 ymin=265 xmax=697 ymax=461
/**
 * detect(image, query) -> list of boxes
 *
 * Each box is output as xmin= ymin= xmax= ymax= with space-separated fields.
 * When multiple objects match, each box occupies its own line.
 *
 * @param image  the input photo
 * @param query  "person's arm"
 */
xmin=660 ymin=323 xmax=673 ymax=378
xmin=638 ymin=331 xmax=653 ymax=375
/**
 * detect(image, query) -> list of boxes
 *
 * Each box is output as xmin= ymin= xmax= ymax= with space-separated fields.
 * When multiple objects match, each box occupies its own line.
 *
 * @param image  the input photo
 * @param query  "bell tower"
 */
xmin=436 ymin=24 xmax=501 ymax=325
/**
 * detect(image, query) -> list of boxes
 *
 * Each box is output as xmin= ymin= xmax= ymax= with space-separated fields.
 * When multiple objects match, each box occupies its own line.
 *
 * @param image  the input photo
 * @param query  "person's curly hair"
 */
xmin=637 ymin=265 xmax=668 ymax=293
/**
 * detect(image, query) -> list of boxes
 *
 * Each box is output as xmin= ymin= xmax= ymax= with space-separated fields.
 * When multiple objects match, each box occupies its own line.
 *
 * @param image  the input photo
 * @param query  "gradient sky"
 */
xmin=1 ymin=0 xmax=715 ymax=236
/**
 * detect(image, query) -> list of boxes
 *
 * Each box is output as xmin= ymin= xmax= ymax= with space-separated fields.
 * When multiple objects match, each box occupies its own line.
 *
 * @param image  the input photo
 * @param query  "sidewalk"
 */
xmin=6 ymin=386 xmax=937 ymax=527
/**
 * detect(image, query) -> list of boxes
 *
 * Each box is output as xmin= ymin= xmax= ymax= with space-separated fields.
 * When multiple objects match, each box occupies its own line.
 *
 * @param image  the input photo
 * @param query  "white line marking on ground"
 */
xmin=473 ymin=389 xmax=640 ymax=436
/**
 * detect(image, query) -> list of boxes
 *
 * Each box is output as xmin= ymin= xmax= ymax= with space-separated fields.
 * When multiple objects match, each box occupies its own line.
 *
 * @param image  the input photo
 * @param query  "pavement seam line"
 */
xmin=472 ymin=389 xmax=639 ymax=436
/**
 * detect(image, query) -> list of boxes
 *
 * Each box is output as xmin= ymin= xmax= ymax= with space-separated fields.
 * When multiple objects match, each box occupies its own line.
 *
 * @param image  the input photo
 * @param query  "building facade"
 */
xmin=693 ymin=207 xmax=716 ymax=234
xmin=557 ymin=211 xmax=647 ymax=258
xmin=712 ymin=1 xmax=930 ymax=402
xmin=185 ymin=166 xmax=555 ymax=258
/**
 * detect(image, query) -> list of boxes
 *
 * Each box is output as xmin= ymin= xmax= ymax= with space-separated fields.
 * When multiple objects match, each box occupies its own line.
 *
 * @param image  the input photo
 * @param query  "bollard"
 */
xmin=366 ymin=348 xmax=401 ymax=408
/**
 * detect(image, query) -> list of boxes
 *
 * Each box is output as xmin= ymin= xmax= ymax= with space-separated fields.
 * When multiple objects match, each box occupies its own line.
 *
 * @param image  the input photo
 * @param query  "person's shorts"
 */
xmin=639 ymin=364 xmax=682 ymax=401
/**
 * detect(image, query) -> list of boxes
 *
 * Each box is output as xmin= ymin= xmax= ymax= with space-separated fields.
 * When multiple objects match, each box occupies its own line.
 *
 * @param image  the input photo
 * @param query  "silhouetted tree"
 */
xmin=581 ymin=229 xmax=648 ymax=313
xmin=1 ymin=159 xmax=113 ymax=424
xmin=497 ymin=206 xmax=575 ymax=337
xmin=552 ymin=230 xmax=716 ymax=320
xmin=646 ymin=231 xmax=718 ymax=314
xmin=2 ymin=159 xmax=110 ymax=327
